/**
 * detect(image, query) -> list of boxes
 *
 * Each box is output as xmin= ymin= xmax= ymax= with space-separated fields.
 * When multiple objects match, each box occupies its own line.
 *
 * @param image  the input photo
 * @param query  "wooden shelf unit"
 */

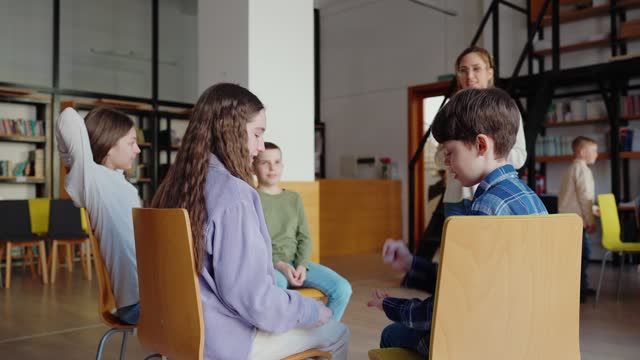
xmin=0 ymin=176 xmax=46 ymax=184
xmin=0 ymin=135 xmax=46 ymax=143
xmin=541 ymin=0 xmax=640 ymax=27
xmin=543 ymin=117 xmax=608 ymax=127
xmin=537 ymin=152 xmax=640 ymax=162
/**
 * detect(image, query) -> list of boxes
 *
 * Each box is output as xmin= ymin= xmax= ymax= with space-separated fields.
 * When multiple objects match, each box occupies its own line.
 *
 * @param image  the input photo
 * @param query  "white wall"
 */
xmin=318 ymin=0 xmax=483 ymax=239
xmin=197 ymin=0 xmax=249 ymax=91
xmin=198 ymin=0 xmax=315 ymax=181
xmin=249 ymin=0 xmax=315 ymax=181
xmin=0 ymin=0 xmax=196 ymax=102
xmin=0 ymin=0 xmax=53 ymax=87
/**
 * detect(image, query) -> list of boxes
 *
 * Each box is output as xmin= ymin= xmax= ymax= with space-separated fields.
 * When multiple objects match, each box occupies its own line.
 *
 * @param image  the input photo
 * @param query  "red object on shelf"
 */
xmin=535 ymin=174 xmax=546 ymax=195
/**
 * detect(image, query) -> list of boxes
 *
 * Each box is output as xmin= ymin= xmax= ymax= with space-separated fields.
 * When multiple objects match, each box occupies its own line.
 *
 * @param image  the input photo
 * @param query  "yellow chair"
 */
xmin=369 ymin=215 xmax=583 ymax=360
xmin=595 ymin=193 xmax=640 ymax=303
xmin=28 ymin=198 xmax=50 ymax=235
xmin=21 ymin=198 xmax=51 ymax=279
xmin=85 ymin=211 xmax=135 ymax=360
xmin=132 ymin=208 xmax=331 ymax=360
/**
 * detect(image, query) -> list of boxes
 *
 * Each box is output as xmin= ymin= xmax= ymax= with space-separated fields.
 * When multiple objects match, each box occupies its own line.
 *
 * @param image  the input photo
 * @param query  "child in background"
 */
xmin=368 ymin=88 xmax=547 ymax=357
xmin=558 ymin=136 xmax=599 ymax=302
xmin=254 ymin=142 xmax=352 ymax=321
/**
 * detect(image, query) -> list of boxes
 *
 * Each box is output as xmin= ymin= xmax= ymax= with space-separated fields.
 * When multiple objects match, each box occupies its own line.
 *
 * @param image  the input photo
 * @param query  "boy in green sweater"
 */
xmin=253 ymin=142 xmax=352 ymax=320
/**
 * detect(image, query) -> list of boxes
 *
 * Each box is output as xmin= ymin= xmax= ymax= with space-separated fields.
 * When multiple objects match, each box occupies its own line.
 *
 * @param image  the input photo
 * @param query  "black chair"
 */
xmin=0 ymin=200 xmax=49 ymax=288
xmin=48 ymin=199 xmax=92 ymax=283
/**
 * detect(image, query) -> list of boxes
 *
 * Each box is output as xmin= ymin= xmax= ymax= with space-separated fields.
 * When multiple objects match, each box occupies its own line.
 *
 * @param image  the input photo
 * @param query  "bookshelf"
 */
xmin=0 ymin=90 xmax=51 ymax=199
xmin=157 ymin=107 xmax=191 ymax=183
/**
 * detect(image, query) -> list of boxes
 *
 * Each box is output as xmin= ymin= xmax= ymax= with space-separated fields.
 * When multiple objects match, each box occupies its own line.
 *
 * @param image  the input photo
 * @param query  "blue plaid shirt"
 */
xmin=469 ymin=164 xmax=548 ymax=216
xmin=382 ymin=164 xmax=547 ymax=356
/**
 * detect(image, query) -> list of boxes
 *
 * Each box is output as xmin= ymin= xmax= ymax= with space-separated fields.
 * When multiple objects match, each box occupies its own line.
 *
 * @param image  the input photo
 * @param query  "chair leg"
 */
xmin=617 ymin=251 xmax=625 ymax=301
xmin=596 ymin=250 xmax=611 ymax=304
xmin=25 ymin=247 xmax=37 ymax=280
xmin=38 ymin=241 xmax=48 ymax=284
xmin=96 ymin=328 xmax=132 ymax=360
xmin=119 ymin=331 xmax=129 ymax=360
xmin=50 ymin=241 xmax=58 ymax=284
xmin=0 ymin=244 xmax=4 ymax=288
xmin=85 ymin=239 xmax=92 ymax=281
xmin=5 ymin=242 xmax=12 ymax=289
xmin=66 ymin=244 xmax=73 ymax=273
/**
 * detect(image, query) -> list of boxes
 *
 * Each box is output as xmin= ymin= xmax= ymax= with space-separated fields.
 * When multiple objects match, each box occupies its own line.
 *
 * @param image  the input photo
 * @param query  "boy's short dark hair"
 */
xmin=264 ymin=142 xmax=280 ymax=151
xmin=571 ymin=136 xmax=597 ymax=154
xmin=432 ymin=88 xmax=519 ymax=159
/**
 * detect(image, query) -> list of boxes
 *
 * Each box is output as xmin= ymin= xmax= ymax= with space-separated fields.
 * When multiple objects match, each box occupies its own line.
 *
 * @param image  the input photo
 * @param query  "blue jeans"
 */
xmin=275 ymin=262 xmax=352 ymax=321
xmin=380 ymin=322 xmax=428 ymax=353
xmin=116 ymin=302 xmax=140 ymax=325
xmin=581 ymin=230 xmax=591 ymax=290
xmin=443 ymin=199 xmax=471 ymax=218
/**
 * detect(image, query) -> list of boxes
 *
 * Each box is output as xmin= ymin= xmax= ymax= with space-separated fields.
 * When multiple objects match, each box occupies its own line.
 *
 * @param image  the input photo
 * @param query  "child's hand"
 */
xmin=367 ymin=289 xmax=389 ymax=311
xmin=313 ymin=302 xmax=333 ymax=328
xmin=592 ymin=205 xmax=600 ymax=217
xmin=275 ymin=262 xmax=302 ymax=287
xmin=293 ymin=265 xmax=307 ymax=285
xmin=382 ymin=239 xmax=413 ymax=272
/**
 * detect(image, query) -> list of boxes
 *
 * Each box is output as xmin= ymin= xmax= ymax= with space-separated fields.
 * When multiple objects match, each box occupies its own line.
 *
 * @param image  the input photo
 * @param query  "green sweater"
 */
xmin=258 ymin=189 xmax=312 ymax=268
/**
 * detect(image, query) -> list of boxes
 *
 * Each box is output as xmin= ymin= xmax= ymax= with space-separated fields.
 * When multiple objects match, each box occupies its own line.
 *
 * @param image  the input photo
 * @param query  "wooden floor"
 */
xmin=1 ymin=253 xmax=639 ymax=359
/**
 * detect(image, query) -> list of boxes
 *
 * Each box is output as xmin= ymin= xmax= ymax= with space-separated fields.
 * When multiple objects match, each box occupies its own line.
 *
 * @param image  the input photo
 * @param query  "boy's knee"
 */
xmin=380 ymin=323 xmax=402 ymax=348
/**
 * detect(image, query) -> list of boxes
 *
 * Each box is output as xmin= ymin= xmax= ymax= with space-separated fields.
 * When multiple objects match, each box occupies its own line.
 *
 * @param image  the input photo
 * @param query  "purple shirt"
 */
xmin=200 ymin=155 xmax=319 ymax=359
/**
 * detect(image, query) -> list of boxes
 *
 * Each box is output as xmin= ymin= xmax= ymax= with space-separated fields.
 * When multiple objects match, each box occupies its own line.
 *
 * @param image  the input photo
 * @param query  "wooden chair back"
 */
xmin=132 ymin=208 xmax=204 ymax=360
xmin=84 ymin=210 xmax=134 ymax=329
xmin=430 ymin=214 xmax=582 ymax=360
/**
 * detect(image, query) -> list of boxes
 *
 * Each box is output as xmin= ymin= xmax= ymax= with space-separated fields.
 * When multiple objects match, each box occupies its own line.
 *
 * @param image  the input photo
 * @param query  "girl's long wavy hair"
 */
xmin=151 ymin=83 xmax=264 ymax=272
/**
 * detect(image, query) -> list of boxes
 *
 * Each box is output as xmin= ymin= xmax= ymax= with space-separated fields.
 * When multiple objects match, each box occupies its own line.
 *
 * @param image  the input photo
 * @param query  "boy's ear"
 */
xmin=476 ymin=134 xmax=489 ymax=156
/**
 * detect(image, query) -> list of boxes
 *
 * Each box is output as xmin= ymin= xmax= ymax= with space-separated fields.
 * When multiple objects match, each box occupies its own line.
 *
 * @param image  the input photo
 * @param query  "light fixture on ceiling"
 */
xmin=408 ymin=0 xmax=457 ymax=16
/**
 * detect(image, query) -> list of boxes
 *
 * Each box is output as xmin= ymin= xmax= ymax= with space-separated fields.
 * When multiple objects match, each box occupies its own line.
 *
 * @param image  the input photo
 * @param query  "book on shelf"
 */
xmin=617 ymin=127 xmax=640 ymax=152
xmin=28 ymin=149 xmax=45 ymax=177
xmin=0 ymin=118 xmax=45 ymax=136
xmin=0 ymin=160 xmax=14 ymax=176
xmin=620 ymin=94 xmax=640 ymax=118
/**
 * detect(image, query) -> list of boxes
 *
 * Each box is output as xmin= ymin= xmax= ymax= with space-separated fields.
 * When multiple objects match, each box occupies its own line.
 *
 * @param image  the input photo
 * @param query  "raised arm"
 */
xmin=55 ymin=107 xmax=96 ymax=206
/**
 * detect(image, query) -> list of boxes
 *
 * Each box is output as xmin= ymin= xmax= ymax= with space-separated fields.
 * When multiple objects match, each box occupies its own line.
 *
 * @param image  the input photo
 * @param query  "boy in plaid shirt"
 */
xmin=368 ymin=88 xmax=547 ymax=356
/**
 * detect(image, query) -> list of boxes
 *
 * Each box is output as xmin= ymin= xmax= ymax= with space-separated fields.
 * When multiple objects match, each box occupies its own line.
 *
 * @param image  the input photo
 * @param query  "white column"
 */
xmin=198 ymin=0 xmax=315 ymax=181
